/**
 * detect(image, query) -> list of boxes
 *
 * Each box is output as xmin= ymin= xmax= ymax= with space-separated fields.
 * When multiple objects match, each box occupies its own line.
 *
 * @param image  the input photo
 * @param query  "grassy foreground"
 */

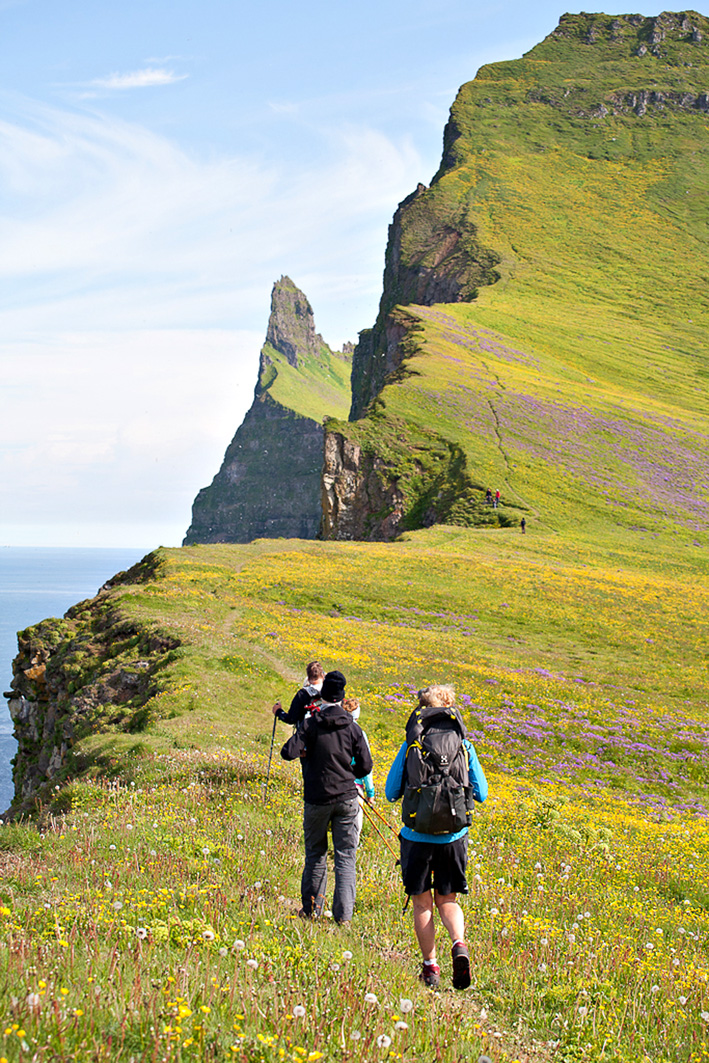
xmin=2 ymin=529 xmax=708 ymax=1063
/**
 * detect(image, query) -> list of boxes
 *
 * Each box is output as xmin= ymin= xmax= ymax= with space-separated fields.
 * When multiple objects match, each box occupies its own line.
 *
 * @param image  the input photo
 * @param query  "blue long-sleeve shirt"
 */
xmin=385 ymin=738 xmax=487 ymax=844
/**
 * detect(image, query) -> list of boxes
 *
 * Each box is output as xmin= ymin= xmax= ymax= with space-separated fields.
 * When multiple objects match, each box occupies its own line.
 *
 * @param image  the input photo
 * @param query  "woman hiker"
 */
xmin=386 ymin=684 xmax=487 ymax=989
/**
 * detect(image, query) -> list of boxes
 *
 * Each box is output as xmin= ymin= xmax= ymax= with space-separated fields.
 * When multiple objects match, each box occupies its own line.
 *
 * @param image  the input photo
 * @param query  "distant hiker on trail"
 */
xmin=386 ymin=684 xmax=487 ymax=990
xmin=282 ymin=670 xmax=373 ymax=924
xmin=343 ymin=696 xmax=375 ymax=838
xmin=271 ymin=660 xmax=324 ymax=730
xmin=494 ymin=489 xmax=500 ymax=509
xmin=485 ymin=488 xmax=493 ymax=505
xmin=520 ymin=517 xmax=526 ymax=534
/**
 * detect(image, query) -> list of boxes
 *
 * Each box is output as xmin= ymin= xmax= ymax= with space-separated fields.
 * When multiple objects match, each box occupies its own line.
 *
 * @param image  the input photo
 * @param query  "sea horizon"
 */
xmin=0 ymin=546 xmax=152 ymax=814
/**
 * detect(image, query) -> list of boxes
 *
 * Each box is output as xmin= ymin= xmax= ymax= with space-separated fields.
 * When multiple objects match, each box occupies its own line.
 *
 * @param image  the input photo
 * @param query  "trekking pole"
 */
xmin=263 ymin=712 xmax=278 ymax=804
xmin=359 ymin=798 xmax=399 ymax=860
xmin=363 ymin=798 xmax=400 ymax=840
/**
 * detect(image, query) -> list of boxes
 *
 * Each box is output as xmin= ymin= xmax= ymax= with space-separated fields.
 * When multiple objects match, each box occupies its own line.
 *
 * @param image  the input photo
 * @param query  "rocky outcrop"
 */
xmin=4 ymin=554 xmax=179 ymax=818
xmin=184 ymin=277 xmax=352 ymax=544
xmin=349 ymin=188 xmax=501 ymax=419
xmin=320 ymin=432 xmax=405 ymax=541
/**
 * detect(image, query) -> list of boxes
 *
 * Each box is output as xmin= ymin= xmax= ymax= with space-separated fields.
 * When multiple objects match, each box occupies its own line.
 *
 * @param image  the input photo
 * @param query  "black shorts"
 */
xmin=399 ymin=834 xmax=469 ymax=897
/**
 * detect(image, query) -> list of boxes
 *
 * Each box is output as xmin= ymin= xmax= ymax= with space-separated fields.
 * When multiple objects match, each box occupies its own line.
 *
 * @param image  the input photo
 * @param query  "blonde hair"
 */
xmin=417 ymin=684 xmax=456 ymax=709
xmin=342 ymin=697 xmax=360 ymax=714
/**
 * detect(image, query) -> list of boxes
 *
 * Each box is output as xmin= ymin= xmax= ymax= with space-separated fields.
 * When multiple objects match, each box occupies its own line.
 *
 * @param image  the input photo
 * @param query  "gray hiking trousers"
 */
xmin=301 ymin=797 xmax=360 ymax=923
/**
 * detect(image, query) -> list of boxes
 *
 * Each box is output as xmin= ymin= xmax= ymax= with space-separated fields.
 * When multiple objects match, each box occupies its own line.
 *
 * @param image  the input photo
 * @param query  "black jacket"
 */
xmin=276 ymin=684 xmax=321 ymax=727
xmin=282 ymin=702 xmax=373 ymax=805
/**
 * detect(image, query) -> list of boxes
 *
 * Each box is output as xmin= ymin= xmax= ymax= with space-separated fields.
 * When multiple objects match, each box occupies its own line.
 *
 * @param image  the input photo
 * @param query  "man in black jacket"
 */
xmin=282 ymin=669 xmax=373 ymax=924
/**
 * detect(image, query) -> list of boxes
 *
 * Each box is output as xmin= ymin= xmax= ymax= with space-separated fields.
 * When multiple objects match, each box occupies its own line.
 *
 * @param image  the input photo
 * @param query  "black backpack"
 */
xmin=401 ymin=705 xmax=474 ymax=835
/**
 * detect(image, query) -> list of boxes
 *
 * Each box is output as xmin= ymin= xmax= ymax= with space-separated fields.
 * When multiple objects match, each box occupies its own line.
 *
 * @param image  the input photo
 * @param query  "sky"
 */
xmin=0 ymin=0 xmax=673 ymax=548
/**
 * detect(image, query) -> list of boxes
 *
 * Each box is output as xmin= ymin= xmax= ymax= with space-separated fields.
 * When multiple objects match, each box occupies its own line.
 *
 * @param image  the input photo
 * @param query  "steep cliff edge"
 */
xmin=184 ymin=277 xmax=352 ymax=544
xmin=4 ymin=553 xmax=180 ymax=818
xmin=323 ymin=10 xmax=709 ymax=542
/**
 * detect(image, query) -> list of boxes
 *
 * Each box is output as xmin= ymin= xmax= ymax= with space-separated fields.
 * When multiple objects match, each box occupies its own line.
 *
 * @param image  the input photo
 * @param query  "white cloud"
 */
xmin=0 ymin=329 xmax=261 ymax=546
xmin=0 ymin=96 xmax=425 ymax=545
xmin=89 ymin=67 xmax=188 ymax=90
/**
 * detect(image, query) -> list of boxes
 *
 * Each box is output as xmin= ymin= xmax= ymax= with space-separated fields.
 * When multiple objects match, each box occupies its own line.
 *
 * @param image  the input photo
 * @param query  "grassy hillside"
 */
xmin=2 ymin=532 xmax=708 ymax=1062
xmin=335 ymin=11 xmax=709 ymax=540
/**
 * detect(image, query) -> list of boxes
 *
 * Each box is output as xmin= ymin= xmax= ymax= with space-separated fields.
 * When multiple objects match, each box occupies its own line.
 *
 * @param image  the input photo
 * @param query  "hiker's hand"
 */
xmin=271 ymin=700 xmax=282 ymax=716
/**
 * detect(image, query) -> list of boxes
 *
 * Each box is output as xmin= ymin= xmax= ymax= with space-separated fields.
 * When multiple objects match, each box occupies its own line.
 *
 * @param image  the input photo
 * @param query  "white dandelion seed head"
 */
xmin=399 ymin=998 xmax=413 ymax=1013
xmin=350 ymin=1030 xmax=362 ymax=1041
xmin=203 ymin=930 xmax=216 ymax=941
xmin=578 ymin=1005 xmax=588 ymax=1018
xmin=394 ymin=1021 xmax=409 ymax=1031
xmin=135 ymin=927 xmax=148 ymax=940
xmin=376 ymin=1035 xmax=391 ymax=1049
xmin=342 ymin=950 xmax=353 ymax=961
xmin=246 ymin=958 xmax=258 ymax=969
xmin=219 ymin=947 xmax=228 ymax=957
xmin=701 ymin=1011 xmax=709 ymax=1022
xmin=253 ymin=881 xmax=262 ymax=890
xmin=293 ymin=1005 xmax=306 ymax=1018
xmin=112 ymin=901 xmax=123 ymax=911
xmin=234 ymin=939 xmax=245 ymax=950
xmin=364 ymin=992 xmax=378 ymax=1004
xmin=26 ymin=993 xmax=40 ymax=1007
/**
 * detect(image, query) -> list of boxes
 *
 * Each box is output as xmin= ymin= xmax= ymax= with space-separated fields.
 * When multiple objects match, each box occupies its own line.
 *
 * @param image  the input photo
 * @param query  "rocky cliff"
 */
xmin=322 ymin=10 xmax=709 ymax=542
xmin=184 ymin=277 xmax=352 ymax=544
xmin=4 ymin=554 xmax=178 ymax=818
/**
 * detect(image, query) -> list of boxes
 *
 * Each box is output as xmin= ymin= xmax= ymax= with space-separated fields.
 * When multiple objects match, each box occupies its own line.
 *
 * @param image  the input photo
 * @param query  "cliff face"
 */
xmin=184 ymin=277 xmax=352 ymax=545
xmin=4 ymin=554 xmax=178 ymax=818
xmin=322 ymin=10 xmax=709 ymax=542
xmin=350 ymin=185 xmax=501 ymax=420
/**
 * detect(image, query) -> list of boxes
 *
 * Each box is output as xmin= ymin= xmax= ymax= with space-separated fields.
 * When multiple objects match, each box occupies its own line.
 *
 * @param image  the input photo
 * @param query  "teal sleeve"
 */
xmin=465 ymin=739 xmax=488 ymax=803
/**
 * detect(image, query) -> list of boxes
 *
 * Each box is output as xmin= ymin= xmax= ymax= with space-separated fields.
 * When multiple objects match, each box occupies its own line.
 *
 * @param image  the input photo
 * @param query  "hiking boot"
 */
xmin=451 ymin=941 xmax=471 ymax=989
xmin=420 ymin=961 xmax=441 ymax=989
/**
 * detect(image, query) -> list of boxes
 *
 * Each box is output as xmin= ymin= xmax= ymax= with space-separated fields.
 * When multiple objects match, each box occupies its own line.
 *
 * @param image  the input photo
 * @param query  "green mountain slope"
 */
xmin=329 ymin=10 xmax=709 ymax=543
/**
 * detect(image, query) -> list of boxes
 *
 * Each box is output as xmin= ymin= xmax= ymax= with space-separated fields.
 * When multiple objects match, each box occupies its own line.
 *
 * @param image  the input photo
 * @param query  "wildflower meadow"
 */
xmin=2 ymin=524 xmax=707 ymax=1063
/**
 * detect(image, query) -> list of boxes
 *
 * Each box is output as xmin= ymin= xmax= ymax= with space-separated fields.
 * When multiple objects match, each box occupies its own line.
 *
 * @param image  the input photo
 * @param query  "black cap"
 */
xmin=321 ymin=670 xmax=346 ymax=703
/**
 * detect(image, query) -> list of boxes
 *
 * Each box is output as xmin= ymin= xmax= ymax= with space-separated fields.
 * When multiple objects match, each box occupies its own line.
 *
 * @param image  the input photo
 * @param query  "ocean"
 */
xmin=0 ymin=547 xmax=152 ymax=815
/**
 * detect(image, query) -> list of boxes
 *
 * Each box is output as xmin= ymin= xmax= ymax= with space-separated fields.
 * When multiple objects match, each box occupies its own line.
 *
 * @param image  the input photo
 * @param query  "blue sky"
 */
xmin=0 ymin=0 xmax=672 ymax=547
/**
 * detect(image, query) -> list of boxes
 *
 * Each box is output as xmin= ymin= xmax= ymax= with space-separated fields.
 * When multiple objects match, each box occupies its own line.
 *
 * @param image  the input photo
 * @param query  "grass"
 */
xmin=4 ymin=528 xmax=709 ymax=1062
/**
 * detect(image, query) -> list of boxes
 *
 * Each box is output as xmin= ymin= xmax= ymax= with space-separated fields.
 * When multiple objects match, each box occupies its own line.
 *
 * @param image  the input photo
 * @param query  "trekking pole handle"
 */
xmin=263 ymin=711 xmax=278 ymax=804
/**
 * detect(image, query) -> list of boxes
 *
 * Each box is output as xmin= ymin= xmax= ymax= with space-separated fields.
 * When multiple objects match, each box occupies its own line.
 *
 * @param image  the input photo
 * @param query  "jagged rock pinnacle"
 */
xmin=265 ymin=275 xmax=325 ymax=369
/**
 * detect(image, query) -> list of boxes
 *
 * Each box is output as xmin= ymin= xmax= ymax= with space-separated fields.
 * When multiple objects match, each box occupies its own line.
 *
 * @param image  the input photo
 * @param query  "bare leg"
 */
xmin=434 ymin=891 xmax=465 ymax=944
xmin=411 ymin=891 xmax=436 ymax=961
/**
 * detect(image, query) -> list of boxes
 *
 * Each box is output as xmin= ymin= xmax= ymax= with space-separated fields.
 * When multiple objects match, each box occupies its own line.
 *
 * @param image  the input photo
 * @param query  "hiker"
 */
xmin=386 ymin=684 xmax=487 ymax=990
xmin=343 ymin=696 xmax=375 ymax=837
xmin=494 ymin=489 xmax=500 ymax=509
xmin=485 ymin=488 xmax=493 ymax=505
xmin=282 ymin=670 xmax=373 ymax=924
xmin=521 ymin=517 xmax=526 ymax=534
xmin=271 ymin=660 xmax=324 ymax=729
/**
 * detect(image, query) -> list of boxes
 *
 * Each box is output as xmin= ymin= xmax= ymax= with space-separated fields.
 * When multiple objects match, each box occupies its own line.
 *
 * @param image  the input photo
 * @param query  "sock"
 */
xmin=423 ymin=958 xmax=438 ymax=967
xmin=452 ymin=939 xmax=466 ymax=949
